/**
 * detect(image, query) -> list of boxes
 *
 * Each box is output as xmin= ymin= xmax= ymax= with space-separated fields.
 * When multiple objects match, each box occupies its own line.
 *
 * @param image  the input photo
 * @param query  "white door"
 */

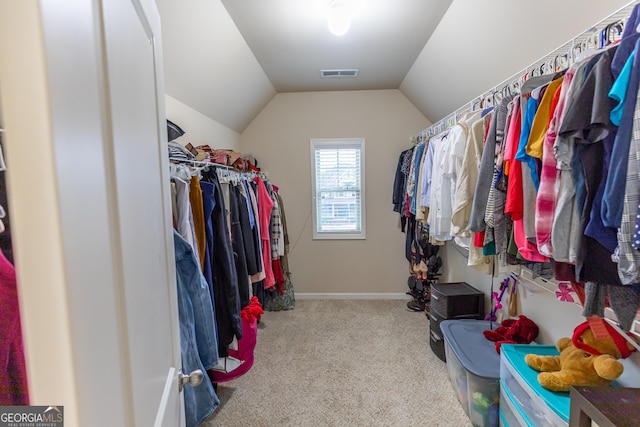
xmin=0 ymin=1 xmax=184 ymax=426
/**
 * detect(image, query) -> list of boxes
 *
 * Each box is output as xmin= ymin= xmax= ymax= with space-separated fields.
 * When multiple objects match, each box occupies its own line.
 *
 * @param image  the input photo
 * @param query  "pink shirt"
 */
xmin=255 ymin=177 xmax=275 ymax=289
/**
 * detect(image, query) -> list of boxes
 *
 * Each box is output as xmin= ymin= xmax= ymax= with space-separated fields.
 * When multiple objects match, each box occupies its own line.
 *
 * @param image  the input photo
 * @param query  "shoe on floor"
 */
xmin=407 ymin=299 xmax=425 ymax=312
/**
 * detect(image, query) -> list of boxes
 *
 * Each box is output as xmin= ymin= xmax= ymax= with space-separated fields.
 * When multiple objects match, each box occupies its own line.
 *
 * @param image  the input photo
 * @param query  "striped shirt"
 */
xmin=536 ymin=69 xmax=574 ymax=257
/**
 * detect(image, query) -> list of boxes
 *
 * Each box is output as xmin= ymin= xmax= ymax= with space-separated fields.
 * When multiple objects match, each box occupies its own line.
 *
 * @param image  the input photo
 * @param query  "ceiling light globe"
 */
xmin=327 ymin=0 xmax=351 ymax=36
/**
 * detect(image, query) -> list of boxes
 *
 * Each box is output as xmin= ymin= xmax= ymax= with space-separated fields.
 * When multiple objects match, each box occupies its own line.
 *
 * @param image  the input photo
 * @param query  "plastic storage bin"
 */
xmin=441 ymin=319 xmax=500 ymax=427
xmin=500 ymin=383 xmax=533 ymax=426
xmin=429 ymin=282 xmax=484 ymax=362
xmin=500 ymin=344 xmax=569 ymax=427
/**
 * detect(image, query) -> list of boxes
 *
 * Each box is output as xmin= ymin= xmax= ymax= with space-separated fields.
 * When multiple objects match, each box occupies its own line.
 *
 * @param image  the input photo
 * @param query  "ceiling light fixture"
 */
xmin=327 ymin=0 xmax=351 ymax=36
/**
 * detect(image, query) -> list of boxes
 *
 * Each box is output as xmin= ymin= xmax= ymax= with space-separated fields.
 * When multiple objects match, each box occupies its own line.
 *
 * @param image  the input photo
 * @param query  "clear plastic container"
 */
xmin=442 ymin=320 xmax=501 ymax=427
xmin=499 ymin=381 xmax=532 ymax=427
xmin=500 ymin=345 xmax=569 ymax=427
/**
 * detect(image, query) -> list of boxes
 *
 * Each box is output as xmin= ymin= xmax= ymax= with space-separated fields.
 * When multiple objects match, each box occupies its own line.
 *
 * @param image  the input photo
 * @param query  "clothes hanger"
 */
xmin=510 ymin=79 xmax=521 ymax=96
xmin=554 ymin=53 xmax=569 ymax=72
xmin=606 ymin=20 xmax=624 ymax=45
xmin=501 ymin=85 xmax=510 ymax=100
xmin=574 ymin=32 xmax=600 ymax=63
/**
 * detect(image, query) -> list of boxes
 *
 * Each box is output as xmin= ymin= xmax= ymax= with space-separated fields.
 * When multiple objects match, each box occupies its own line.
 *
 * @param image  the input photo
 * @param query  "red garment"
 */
xmin=272 ymin=259 xmax=286 ymax=295
xmin=404 ymin=193 xmax=411 ymax=218
xmin=504 ymin=99 xmax=523 ymax=220
xmin=483 ymin=115 xmax=492 ymax=143
xmin=0 ymin=249 xmax=28 ymax=405
xmin=474 ymin=231 xmax=485 ymax=248
xmin=254 ymin=177 xmax=275 ymax=290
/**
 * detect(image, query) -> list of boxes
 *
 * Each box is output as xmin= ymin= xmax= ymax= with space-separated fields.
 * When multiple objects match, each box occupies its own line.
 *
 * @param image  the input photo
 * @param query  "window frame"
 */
xmin=310 ymin=138 xmax=366 ymax=240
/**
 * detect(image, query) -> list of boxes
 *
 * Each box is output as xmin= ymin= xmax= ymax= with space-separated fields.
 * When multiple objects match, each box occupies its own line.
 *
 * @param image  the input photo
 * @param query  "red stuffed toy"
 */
xmin=483 ymin=315 xmax=539 ymax=353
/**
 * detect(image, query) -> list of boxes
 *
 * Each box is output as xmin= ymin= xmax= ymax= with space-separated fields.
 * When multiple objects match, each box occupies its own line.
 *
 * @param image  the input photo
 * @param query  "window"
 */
xmin=310 ymin=138 xmax=365 ymax=239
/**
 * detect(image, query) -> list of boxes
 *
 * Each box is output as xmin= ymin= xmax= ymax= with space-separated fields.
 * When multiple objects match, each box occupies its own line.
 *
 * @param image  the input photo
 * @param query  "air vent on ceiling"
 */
xmin=320 ymin=69 xmax=359 ymax=78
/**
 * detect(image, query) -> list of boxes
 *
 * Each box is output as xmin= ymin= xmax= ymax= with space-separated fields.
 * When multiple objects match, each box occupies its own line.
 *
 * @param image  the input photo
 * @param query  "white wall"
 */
xmin=240 ymin=89 xmax=430 ymax=295
xmin=165 ymin=94 xmax=240 ymax=150
xmin=156 ymin=0 xmax=276 ymax=132
xmin=401 ymin=0 xmax=632 ymax=122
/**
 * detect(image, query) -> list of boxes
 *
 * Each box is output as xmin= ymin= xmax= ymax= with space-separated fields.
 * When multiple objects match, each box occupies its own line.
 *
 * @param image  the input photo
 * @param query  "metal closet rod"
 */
xmin=169 ymin=157 xmax=233 ymax=170
xmin=169 ymin=157 xmax=267 ymax=180
xmin=417 ymin=0 xmax=639 ymax=139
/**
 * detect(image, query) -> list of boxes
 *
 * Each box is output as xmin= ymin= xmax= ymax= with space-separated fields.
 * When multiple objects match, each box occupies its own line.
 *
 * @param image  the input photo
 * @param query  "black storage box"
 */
xmin=428 ymin=282 xmax=484 ymax=361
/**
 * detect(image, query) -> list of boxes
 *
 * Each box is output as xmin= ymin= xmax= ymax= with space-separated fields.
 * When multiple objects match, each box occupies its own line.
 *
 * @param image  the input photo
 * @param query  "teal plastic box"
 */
xmin=499 ymin=344 xmax=569 ymax=427
xmin=500 ymin=384 xmax=534 ymax=426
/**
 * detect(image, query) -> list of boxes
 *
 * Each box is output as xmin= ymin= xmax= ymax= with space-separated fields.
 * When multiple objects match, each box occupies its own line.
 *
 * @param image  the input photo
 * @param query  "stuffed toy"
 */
xmin=525 ymin=320 xmax=636 ymax=392
xmin=483 ymin=315 xmax=539 ymax=354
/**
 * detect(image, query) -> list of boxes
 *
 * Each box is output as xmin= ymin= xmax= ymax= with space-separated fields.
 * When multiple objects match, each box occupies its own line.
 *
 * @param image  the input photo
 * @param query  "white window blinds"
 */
xmin=310 ymin=139 xmax=365 ymax=239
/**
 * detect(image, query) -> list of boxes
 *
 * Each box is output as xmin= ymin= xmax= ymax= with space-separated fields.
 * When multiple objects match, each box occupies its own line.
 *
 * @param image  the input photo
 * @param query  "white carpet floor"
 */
xmin=203 ymin=299 xmax=473 ymax=426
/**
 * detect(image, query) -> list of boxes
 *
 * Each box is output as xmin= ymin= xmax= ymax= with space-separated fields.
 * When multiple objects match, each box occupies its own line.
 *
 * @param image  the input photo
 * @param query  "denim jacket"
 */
xmin=174 ymin=231 xmax=219 ymax=427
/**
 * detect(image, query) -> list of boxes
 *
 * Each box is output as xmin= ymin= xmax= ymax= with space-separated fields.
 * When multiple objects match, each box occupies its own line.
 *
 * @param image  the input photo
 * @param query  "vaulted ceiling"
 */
xmin=156 ymin=0 xmax=632 ymax=133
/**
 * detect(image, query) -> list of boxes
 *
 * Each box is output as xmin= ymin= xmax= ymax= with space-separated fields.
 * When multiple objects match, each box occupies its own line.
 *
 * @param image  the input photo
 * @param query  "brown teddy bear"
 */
xmin=524 ymin=320 xmax=636 ymax=392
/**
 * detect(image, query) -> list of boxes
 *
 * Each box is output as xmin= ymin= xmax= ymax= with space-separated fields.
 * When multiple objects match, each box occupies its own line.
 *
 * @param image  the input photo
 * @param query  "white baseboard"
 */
xmin=295 ymin=293 xmax=410 ymax=300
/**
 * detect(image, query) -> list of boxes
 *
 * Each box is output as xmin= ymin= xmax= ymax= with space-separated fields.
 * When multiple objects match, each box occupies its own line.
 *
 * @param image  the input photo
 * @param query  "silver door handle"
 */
xmin=178 ymin=369 xmax=204 ymax=392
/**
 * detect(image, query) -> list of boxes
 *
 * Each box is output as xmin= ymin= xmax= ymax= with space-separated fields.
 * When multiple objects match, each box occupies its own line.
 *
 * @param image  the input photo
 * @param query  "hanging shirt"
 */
xmin=248 ymin=183 xmax=266 ymax=283
xmin=443 ymin=124 xmax=468 ymax=233
xmin=254 ymin=177 xmax=275 ymax=290
xmin=452 ymin=115 xmax=486 ymax=233
xmin=415 ymin=142 xmax=429 ymax=222
xmin=552 ymin=60 xmax=591 ymax=263
xmin=427 ymin=133 xmax=453 ymax=241
xmin=268 ymin=184 xmax=282 ymax=260
xmin=468 ymin=109 xmax=498 ymax=233
xmin=489 ymin=96 xmax=517 ymax=269
xmin=450 ymin=112 xmax=481 ymax=248
xmin=420 ymin=140 xmax=436 ymax=208
xmin=536 ymin=68 xmax=574 ymax=258
xmin=504 ymin=97 xmax=523 ymax=221
xmin=609 ymin=52 xmax=634 ymax=126
xmin=190 ymin=176 xmax=207 ymax=270
xmin=393 ymin=148 xmax=410 ymax=213
xmin=526 ymin=76 xmax=564 ymax=159
xmin=602 ymin=36 xmax=640 ymax=228
xmin=406 ymin=145 xmax=420 ymax=214
xmin=235 ymin=184 xmax=259 ymax=276
xmin=410 ymin=142 xmax=426 ymax=215
xmin=563 ymin=48 xmax=620 ymax=284
xmin=516 ymin=87 xmax=542 ymax=190
xmin=616 ymin=75 xmax=640 ymax=285
xmin=174 ymin=177 xmax=198 ymax=254
xmin=242 ymin=180 xmax=256 ymax=229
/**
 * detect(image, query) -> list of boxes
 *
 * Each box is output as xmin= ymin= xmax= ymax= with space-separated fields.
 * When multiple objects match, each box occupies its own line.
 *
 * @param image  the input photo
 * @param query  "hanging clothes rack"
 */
xmin=416 ymin=0 xmax=639 ymax=139
xmin=413 ymin=0 xmax=640 ymax=351
xmin=169 ymin=156 xmax=268 ymax=183
xmin=169 ymin=157 xmax=233 ymax=170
